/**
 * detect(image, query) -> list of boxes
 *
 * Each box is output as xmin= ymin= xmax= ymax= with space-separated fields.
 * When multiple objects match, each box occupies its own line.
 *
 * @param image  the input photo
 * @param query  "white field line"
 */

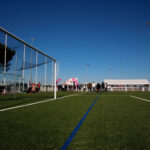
xmin=74 ymin=95 xmax=99 ymax=96
xmin=102 ymin=95 xmax=128 ymax=96
xmin=0 ymin=93 xmax=83 ymax=112
xmin=76 ymin=94 xmax=129 ymax=96
xmin=73 ymin=94 xmax=125 ymax=96
xmin=130 ymin=95 xmax=150 ymax=103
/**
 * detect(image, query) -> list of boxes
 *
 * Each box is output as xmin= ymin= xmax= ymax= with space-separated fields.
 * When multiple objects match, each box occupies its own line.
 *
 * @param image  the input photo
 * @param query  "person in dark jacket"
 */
xmin=101 ymin=82 xmax=104 ymax=92
xmin=96 ymin=83 xmax=100 ymax=92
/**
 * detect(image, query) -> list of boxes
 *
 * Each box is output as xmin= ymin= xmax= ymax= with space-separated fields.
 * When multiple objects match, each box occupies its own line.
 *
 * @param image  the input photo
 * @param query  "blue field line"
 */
xmin=61 ymin=94 xmax=100 ymax=150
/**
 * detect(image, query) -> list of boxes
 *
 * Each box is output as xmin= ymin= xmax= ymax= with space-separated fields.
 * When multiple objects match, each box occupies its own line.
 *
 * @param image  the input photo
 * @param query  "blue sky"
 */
xmin=0 ymin=0 xmax=150 ymax=83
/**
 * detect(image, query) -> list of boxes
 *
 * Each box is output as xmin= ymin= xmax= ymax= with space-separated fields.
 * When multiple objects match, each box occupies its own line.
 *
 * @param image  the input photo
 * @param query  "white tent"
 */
xmin=104 ymin=79 xmax=150 ymax=85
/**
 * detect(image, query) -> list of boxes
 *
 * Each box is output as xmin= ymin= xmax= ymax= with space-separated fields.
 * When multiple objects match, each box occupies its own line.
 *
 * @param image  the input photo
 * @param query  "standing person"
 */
xmin=78 ymin=85 xmax=81 ymax=91
xmin=92 ymin=82 xmax=96 ymax=92
xmin=87 ymin=83 xmax=90 ymax=92
xmin=65 ymin=84 xmax=67 ymax=91
xmin=73 ymin=81 xmax=76 ymax=91
xmin=69 ymin=85 xmax=71 ymax=91
xmin=104 ymin=82 xmax=107 ymax=92
xmin=89 ymin=83 xmax=92 ymax=92
xmin=99 ymin=83 xmax=101 ymax=92
xmin=87 ymin=83 xmax=89 ymax=92
xmin=96 ymin=83 xmax=100 ymax=92
xmin=92 ymin=82 xmax=94 ymax=92
xmin=32 ymin=83 xmax=36 ymax=93
xmin=101 ymin=82 xmax=104 ymax=92
xmin=62 ymin=84 xmax=65 ymax=91
xmin=38 ymin=82 xmax=41 ymax=92
xmin=83 ymin=84 xmax=86 ymax=92
xmin=77 ymin=85 xmax=79 ymax=92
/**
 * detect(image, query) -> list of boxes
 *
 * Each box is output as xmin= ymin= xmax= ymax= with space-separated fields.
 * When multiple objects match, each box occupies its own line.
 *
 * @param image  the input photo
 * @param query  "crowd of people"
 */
xmin=86 ymin=82 xmax=107 ymax=92
xmin=57 ymin=81 xmax=82 ymax=92
xmin=27 ymin=82 xmax=41 ymax=93
xmin=25 ymin=81 xmax=107 ymax=93
xmin=57 ymin=81 xmax=107 ymax=92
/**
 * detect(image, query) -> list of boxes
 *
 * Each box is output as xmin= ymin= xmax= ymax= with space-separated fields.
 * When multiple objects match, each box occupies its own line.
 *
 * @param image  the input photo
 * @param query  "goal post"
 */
xmin=0 ymin=27 xmax=57 ymax=99
xmin=54 ymin=61 xmax=57 ymax=99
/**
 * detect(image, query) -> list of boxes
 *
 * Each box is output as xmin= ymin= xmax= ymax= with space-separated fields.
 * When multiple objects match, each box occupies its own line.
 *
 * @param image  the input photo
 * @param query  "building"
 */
xmin=104 ymin=79 xmax=150 ymax=91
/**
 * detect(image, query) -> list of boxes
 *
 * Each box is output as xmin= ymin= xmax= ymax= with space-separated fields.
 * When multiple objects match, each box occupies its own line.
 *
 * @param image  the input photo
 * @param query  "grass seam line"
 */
xmin=130 ymin=95 xmax=150 ymax=103
xmin=60 ymin=94 xmax=100 ymax=150
xmin=0 ymin=93 xmax=83 ymax=112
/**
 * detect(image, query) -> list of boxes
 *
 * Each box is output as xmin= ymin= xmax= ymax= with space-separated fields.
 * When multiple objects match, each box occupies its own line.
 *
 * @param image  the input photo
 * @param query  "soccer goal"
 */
xmin=0 ymin=27 xmax=56 ymax=100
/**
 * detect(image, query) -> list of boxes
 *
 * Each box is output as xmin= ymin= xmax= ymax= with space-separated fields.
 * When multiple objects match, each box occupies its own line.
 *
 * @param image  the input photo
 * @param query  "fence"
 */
xmin=0 ymin=27 xmax=56 ymax=99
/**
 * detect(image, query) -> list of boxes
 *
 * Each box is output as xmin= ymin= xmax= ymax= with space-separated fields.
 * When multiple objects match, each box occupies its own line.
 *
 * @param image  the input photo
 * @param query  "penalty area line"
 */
xmin=130 ymin=95 xmax=150 ymax=103
xmin=0 ymin=93 xmax=83 ymax=112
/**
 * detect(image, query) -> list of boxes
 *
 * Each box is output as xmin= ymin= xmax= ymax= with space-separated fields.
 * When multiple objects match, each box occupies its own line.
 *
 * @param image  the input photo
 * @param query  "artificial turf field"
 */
xmin=0 ymin=92 xmax=150 ymax=150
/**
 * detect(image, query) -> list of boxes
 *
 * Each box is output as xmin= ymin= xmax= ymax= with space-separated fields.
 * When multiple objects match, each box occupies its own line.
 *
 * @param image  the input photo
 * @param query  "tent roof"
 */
xmin=104 ymin=79 xmax=150 ymax=85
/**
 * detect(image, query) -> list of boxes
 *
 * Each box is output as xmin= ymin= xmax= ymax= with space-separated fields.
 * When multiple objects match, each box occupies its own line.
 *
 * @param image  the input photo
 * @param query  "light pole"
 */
xmin=86 ymin=64 xmax=90 ymax=83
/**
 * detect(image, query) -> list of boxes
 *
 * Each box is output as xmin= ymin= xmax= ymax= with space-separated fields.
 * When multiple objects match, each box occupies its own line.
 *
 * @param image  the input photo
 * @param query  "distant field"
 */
xmin=0 ymin=92 xmax=149 ymax=150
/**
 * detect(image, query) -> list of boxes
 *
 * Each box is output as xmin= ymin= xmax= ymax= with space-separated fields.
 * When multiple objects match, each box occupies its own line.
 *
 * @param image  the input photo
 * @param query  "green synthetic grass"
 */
xmin=0 ymin=91 xmax=80 ymax=109
xmin=0 ymin=94 xmax=97 ymax=150
xmin=69 ymin=92 xmax=150 ymax=150
xmin=0 ymin=92 xmax=150 ymax=150
xmin=101 ymin=91 xmax=150 ymax=97
xmin=129 ymin=91 xmax=150 ymax=99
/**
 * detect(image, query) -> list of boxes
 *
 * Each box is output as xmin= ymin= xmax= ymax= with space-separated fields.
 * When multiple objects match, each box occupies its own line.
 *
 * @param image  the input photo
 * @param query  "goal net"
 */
xmin=0 ymin=27 xmax=56 ymax=100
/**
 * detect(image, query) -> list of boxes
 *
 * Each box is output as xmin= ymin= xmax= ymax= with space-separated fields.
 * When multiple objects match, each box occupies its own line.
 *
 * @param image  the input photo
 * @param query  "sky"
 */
xmin=0 ymin=0 xmax=150 ymax=83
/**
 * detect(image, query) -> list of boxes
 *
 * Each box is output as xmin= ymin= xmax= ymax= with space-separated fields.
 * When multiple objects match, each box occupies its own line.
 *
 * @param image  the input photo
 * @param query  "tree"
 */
xmin=0 ymin=43 xmax=16 ymax=72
